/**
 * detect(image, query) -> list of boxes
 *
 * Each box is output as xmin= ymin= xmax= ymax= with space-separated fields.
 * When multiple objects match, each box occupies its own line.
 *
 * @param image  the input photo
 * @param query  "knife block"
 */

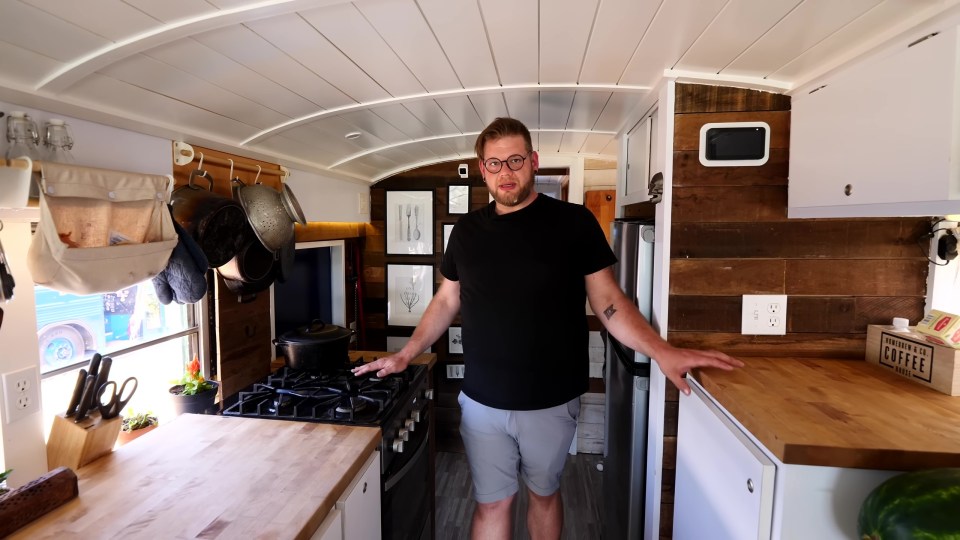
xmin=46 ymin=412 xmax=122 ymax=470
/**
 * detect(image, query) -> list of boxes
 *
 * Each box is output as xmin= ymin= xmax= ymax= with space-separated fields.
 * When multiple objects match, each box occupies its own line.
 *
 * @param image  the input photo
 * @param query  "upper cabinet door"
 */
xmin=789 ymin=25 xmax=960 ymax=218
xmin=623 ymin=113 xmax=653 ymax=205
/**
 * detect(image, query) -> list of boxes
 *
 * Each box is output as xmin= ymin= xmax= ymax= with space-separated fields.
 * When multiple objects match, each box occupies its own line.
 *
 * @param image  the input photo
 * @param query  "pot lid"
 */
xmin=279 ymin=319 xmax=352 ymax=343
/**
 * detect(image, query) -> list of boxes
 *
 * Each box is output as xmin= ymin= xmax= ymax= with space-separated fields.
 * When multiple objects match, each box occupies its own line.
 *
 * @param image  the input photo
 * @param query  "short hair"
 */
xmin=474 ymin=117 xmax=533 ymax=161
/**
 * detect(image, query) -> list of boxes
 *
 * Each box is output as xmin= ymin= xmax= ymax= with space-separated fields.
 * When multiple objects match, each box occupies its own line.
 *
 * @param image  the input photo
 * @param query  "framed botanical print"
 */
xmin=442 ymin=223 xmax=455 ymax=253
xmin=386 ymin=190 xmax=434 ymax=255
xmin=386 ymin=264 xmax=434 ymax=327
xmin=448 ymin=326 xmax=463 ymax=354
xmin=448 ymin=185 xmax=469 ymax=215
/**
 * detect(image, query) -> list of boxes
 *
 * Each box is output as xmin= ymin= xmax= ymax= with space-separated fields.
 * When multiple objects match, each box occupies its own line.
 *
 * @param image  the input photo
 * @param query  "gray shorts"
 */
xmin=457 ymin=391 xmax=581 ymax=504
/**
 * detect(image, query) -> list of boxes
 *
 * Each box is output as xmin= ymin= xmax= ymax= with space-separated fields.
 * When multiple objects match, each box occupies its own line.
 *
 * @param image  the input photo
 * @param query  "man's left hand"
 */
xmin=657 ymin=346 xmax=744 ymax=395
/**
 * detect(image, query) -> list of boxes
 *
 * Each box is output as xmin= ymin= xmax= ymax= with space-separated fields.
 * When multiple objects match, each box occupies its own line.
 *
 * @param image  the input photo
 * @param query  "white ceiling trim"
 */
xmin=241 ymin=83 xmax=650 ymax=145
xmin=329 ymin=128 xmax=618 ymax=169
xmin=663 ymin=69 xmax=793 ymax=92
xmin=370 ymin=151 xmax=616 ymax=183
xmin=37 ymin=0 xmax=352 ymax=93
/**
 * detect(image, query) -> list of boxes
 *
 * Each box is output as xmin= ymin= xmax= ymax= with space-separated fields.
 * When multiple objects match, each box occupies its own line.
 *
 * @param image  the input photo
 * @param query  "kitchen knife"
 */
xmin=93 ymin=356 xmax=112 ymax=399
xmin=73 ymin=375 xmax=96 ymax=423
xmin=86 ymin=353 xmax=102 ymax=381
xmin=65 ymin=368 xmax=88 ymax=416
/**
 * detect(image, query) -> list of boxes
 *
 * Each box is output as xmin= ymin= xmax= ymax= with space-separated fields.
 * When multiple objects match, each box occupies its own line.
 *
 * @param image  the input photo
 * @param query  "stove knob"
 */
xmin=424 ymin=389 xmax=434 ymax=400
xmin=410 ymin=409 xmax=421 ymax=423
xmin=392 ymin=439 xmax=404 ymax=453
xmin=405 ymin=419 xmax=415 ymax=432
xmin=398 ymin=428 xmax=409 ymax=441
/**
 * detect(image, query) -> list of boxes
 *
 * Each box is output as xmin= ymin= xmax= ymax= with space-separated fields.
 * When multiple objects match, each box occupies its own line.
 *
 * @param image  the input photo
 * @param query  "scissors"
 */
xmin=97 ymin=377 xmax=138 ymax=419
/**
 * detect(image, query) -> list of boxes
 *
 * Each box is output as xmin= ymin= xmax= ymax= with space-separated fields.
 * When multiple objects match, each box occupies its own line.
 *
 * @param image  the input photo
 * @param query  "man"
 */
xmin=354 ymin=117 xmax=742 ymax=539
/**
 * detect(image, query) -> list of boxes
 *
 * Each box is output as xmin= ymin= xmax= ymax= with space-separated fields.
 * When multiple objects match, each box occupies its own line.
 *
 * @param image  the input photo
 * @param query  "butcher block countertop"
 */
xmin=694 ymin=357 xmax=960 ymax=471
xmin=10 ymin=414 xmax=379 ymax=540
xmin=351 ymin=350 xmax=437 ymax=370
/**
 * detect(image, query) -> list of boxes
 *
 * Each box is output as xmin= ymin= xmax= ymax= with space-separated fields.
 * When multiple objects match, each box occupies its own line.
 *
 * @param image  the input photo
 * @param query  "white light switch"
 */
xmin=741 ymin=295 xmax=787 ymax=335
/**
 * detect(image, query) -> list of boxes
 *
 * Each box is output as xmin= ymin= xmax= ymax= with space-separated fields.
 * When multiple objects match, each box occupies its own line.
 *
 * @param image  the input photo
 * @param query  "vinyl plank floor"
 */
xmin=435 ymin=451 xmax=604 ymax=540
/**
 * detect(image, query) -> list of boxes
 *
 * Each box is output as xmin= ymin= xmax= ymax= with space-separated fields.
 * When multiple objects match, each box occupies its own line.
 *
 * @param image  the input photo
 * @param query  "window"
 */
xmin=36 ymin=279 xmax=203 ymax=437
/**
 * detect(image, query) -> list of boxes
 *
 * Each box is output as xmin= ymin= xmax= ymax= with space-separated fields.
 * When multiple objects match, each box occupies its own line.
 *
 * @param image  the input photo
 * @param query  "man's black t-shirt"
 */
xmin=440 ymin=195 xmax=617 ymax=410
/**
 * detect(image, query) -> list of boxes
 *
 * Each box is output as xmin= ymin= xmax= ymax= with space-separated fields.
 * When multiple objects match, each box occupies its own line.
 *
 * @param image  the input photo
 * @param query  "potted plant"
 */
xmin=169 ymin=356 xmax=219 ymax=415
xmin=116 ymin=408 xmax=158 ymax=446
xmin=0 ymin=469 xmax=11 ymax=496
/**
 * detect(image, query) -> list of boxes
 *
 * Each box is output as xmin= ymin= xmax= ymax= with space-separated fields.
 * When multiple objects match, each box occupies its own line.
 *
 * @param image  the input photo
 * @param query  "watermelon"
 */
xmin=858 ymin=468 xmax=960 ymax=540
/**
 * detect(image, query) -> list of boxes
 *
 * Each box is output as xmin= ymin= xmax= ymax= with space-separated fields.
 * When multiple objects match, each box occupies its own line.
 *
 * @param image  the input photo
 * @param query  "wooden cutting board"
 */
xmin=695 ymin=357 xmax=960 ymax=470
xmin=9 ymin=414 xmax=379 ymax=539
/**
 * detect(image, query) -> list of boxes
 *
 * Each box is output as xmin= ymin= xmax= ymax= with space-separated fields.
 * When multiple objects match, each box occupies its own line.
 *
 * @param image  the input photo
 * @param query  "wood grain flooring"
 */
xmin=435 ymin=451 xmax=604 ymax=540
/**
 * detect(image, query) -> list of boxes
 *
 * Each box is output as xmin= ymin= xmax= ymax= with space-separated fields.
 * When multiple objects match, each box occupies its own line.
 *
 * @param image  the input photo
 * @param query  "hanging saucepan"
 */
xmin=232 ymin=178 xmax=306 ymax=253
xmin=274 ymin=319 xmax=354 ymax=371
xmin=171 ymin=170 xmax=249 ymax=267
xmin=216 ymin=221 xmax=277 ymax=287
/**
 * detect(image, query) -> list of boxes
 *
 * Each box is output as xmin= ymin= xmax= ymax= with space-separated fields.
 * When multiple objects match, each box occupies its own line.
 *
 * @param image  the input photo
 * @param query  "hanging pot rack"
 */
xmin=173 ymin=141 xmax=289 ymax=182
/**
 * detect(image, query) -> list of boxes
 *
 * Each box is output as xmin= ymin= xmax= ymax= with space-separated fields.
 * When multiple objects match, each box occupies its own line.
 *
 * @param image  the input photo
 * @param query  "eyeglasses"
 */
xmin=483 ymin=153 xmax=530 ymax=173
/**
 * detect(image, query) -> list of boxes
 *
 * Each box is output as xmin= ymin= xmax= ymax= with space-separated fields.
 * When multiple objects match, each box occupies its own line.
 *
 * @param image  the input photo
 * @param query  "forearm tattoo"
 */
xmin=603 ymin=304 xmax=617 ymax=320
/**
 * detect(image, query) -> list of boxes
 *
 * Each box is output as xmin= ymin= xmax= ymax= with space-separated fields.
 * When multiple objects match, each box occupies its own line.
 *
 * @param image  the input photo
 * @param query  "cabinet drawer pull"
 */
xmin=747 ymin=478 xmax=755 ymax=493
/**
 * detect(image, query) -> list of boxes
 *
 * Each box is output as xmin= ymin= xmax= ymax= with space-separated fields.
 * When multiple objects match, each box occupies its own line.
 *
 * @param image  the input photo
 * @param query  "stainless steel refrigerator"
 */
xmin=604 ymin=219 xmax=655 ymax=540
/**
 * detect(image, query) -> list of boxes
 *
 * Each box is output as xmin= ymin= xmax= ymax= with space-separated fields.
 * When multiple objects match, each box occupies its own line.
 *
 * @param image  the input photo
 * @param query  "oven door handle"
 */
xmin=383 ymin=430 xmax=429 ymax=491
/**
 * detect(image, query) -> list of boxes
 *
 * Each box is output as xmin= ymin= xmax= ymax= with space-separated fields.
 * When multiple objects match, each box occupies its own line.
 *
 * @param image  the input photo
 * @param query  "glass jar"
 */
xmin=42 ymin=119 xmax=75 ymax=164
xmin=5 ymin=111 xmax=41 ymax=161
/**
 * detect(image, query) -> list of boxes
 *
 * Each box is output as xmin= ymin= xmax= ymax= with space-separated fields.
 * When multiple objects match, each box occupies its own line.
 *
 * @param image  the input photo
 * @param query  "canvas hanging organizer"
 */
xmin=27 ymin=162 xmax=178 ymax=294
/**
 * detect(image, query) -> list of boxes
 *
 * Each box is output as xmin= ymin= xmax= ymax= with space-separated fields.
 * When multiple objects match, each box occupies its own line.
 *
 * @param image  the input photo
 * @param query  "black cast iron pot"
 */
xmin=274 ymin=319 xmax=353 ymax=371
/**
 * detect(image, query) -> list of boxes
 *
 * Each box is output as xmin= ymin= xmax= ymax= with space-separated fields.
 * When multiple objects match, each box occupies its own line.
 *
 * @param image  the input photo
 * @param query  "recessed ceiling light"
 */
xmin=345 ymin=131 xmax=362 ymax=140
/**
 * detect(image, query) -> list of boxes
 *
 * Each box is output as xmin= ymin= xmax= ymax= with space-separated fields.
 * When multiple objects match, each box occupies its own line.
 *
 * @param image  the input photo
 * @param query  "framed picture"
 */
xmin=386 ymin=190 xmax=434 ymax=255
xmin=387 ymin=264 xmax=434 ymax=327
xmin=448 ymin=326 xmax=463 ymax=354
xmin=448 ymin=185 xmax=469 ymax=214
xmin=442 ymin=223 xmax=455 ymax=253
xmin=386 ymin=336 xmax=431 ymax=353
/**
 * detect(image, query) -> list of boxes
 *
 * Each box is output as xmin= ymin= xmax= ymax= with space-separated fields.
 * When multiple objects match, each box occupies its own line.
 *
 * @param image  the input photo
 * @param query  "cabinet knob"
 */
xmin=362 ymin=482 xmax=367 ymax=494
xmin=844 ymin=184 xmax=853 ymax=196
xmin=747 ymin=478 xmax=755 ymax=493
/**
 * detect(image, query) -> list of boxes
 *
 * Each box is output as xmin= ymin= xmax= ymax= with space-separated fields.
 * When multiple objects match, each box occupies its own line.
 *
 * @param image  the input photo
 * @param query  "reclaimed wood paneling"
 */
xmin=670 ymin=259 xmax=786 ymax=295
xmin=673 ymin=185 xmax=787 ymax=222
xmin=785 ymin=260 xmax=929 ymax=296
xmin=674 ymin=85 xmax=791 ymax=114
xmin=674 ymin=149 xmax=788 ymax=187
xmin=669 ymin=332 xmax=869 ymax=358
xmin=674 ymin=111 xmax=790 ymax=152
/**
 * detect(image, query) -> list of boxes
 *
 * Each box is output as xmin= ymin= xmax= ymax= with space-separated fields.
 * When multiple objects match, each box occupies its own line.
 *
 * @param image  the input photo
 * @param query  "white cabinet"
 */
xmin=337 ymin=450 xmax=381 ymax=540
xmin=310 ymin=451 xmax=380 ymax=540
xmin=674 ymin=381 xmax=775 ymax=540
xmin=789 ymin=24 xmax=960 ymax=218
xmin=621 ymin=106 xmax=661 ymax=206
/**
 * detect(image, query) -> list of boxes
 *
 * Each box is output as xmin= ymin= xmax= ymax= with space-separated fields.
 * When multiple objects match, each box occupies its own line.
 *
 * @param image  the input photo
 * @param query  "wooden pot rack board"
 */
xmin=171 ymin=143 xmax=284 ymax=198
xmin=9 ymin=414 xmax=379 ymax=539
xmin=694 ymin=357 xmax=960 ymax=471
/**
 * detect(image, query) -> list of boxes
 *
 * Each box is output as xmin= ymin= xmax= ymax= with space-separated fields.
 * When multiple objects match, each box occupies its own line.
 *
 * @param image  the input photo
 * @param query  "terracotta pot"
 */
xmin=116 ymin=423 xmax=157 ymax=447
xmin=169 ymin=381 xmax=219 ymax=415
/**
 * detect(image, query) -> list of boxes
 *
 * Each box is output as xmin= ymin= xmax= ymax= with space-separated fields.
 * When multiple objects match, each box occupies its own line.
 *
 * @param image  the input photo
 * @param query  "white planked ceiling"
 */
xmin=0 ymin=0 xmax=956 ymax=183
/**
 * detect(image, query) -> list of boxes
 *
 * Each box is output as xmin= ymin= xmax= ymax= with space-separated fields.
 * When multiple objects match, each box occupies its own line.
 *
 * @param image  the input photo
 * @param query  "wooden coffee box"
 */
xmin=866 ymin=324 xmax=960 ymax=395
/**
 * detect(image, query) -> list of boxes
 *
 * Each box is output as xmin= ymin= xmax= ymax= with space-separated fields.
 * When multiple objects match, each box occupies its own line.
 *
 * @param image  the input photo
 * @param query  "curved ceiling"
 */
xmin=0 ymin=0 xmax=955 ymax=183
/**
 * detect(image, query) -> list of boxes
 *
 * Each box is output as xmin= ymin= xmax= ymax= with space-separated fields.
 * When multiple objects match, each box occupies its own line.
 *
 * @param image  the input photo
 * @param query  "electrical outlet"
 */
xmin=741 ymin=295 xmax=787 ymax=335
xmin=446 ymin=364 xmax=465 ymax=379
xmin=3 ymin=366 xmax=41 ymax=424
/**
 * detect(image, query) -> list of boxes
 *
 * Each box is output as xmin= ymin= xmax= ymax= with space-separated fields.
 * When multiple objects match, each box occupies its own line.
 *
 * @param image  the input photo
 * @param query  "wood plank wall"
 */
xmin=658 ymin=84 xmax=932 ymax=538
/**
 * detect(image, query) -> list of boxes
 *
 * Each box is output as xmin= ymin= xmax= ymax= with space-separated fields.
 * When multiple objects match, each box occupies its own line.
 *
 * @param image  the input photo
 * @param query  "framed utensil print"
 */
xmin=387 ymin=264 xmax=434 ymax=327
xmin=448 ymin=326 xmax=463 ymax=354
xmin=448 ymin=185 xmax=469 ymax=215
xmin=386 ymin=191 xmax=434 ymax=255
xmin=442 ymin=223 xmax=454 ymax=253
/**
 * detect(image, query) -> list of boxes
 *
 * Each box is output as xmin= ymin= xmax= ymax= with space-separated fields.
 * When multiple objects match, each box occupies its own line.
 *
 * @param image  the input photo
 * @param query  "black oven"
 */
xmin=220 ymin=359 xmax=432 ymax=539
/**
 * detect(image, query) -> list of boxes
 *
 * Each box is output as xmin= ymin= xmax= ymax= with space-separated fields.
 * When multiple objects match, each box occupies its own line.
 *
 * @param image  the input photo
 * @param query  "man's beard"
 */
xmin=489 ymin=179 xmax=533 ymax=207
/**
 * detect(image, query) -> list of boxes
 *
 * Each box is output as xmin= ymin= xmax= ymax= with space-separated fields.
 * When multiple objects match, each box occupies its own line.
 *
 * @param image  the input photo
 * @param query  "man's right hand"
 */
xmin=352 ymin=353 xmax=411 ymax=378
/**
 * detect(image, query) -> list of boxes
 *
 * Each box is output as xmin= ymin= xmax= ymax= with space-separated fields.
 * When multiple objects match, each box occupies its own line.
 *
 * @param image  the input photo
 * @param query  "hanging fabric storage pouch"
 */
xmin=27 ymin=162 xmax=178 ymax=295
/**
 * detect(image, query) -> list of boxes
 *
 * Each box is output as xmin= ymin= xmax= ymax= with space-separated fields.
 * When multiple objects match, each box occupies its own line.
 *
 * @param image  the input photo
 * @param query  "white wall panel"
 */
xmin=300 ymin=3 xmax=425 ymax=97
xmin=307 ymin=116 xmax=388 ymax=151
xmin=469 ymin=93 xmax=509 ymax=125
xmin=356 ymin=0 xmax=461 ymax=92
xmin=23 ymin=0 xmax=159 ymax=41
xmin=370 ymin=104 xmax=436 ymax=140
xmin=447 ymin=134 xmax=477 ymax=155
xmin=674 ymin=0 xmax=803 ymax=74
xmin=284 ymin=167 xmax=369 ymax=222
xmin=376 ymin=145 xmax=433 ymax=165
xmin=540 ymin=0 xmax=599 ymax=84
xmin=193 ymin=25 xmax=354 ymax=110
xmin=559 ymin=132 xmax=590 ymax=153
xmin=579 ymin=0 xmax=660 ymax=84
xmin=479 ymin=0 xmax=538 ymax=85
xmin=620 ymin=0 xmax=727 ymax=86
xmin=594 ymin=92 xmax=647 ymax=132
xmin=145 ymin=39 xmax=316 ymax=119
xmin=338 ymin=110 xmax=412 ymax=144
xmin=567 ymin=91 xmax=611 ymax=130
xmin=254 ymin=133 xmax=343 ymax=167
xmin=537 ymin=131 xmax=563 ymax=154
xmin=0 ymin=41 xmax=64 ymax=85
xmin=403 ymin=100 xmax=460 ymax=135
xmin=246 ymin=14 xmax=390 ymax=104
xmin=502 ymin=91 xmax=541 ymax=128
xmin=539 ymin=91 xmax=575 ymax=129
xmin=0 ymin=1 xmax=109 ymax=62
xmin=419 ymin=138 xmax=463 ymax=158
xmin=417 ymin=0 xmax=499 ymax=88
xmin=281 ymin=124 xmax=362 ymax=157
xmin=100 ymin=55 xmax=289 ymax=129
xmin=723 ymin=0 xmax=882 ymax=78
xmin=581 ymin=133 xmax=615 ymax=155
